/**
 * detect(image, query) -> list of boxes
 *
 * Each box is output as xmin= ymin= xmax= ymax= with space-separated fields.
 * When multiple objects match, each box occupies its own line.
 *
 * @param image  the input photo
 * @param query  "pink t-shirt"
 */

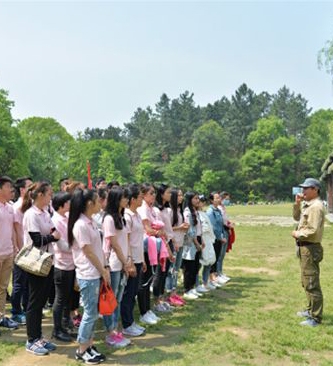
xmin=72 ymin=214 xmax=105 ymax=280
xmin=156 ymin=207 xmax=175 ymax=242
xmin=137 ymin=200 xmax=159 ymax=225
xmin=13 ymin=198 xmax=24 ymax=248
xmin=172 ymin=209 xmax=186 ymax=247
xmin=23 ymin=205 xmax=54 ymax=254
xmin=124 ymin=208 xmax=144 ymax=264
xmin=102 ymin=214 xmax=129 ymax=271
xmin=0 ymin=201 xmax=14 ymax=256
xmin=13 ymin=198 xmax=23 ymax=223
xmin=52 ymin=211 xmax=75 ymax=271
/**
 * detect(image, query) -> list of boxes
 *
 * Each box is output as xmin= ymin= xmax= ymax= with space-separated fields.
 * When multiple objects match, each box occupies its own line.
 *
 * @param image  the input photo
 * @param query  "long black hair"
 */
xmin=170 ymin=188 xmax=184 ymax=226
xmin=68 ymin=189 xmax=97 ymax=246
xmin=127 ymin=183 xmax=141 ymax=204
xmin=103 ymin=186 xmax=128 ymax=230
xmin=155 ymin=183 xmax=170 ymax=211
xmin=184 ymin=191 xmax=198 ymax=226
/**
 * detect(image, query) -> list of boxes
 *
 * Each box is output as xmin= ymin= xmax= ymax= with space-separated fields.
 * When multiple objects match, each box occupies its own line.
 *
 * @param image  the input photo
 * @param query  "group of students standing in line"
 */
xmin=0 ymin=175 xmax=234 ymax=365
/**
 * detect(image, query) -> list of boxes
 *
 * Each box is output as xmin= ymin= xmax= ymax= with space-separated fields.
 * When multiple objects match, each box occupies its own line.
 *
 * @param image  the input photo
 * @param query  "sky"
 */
xmin=1 ymin=1 xmax=333 ymax=135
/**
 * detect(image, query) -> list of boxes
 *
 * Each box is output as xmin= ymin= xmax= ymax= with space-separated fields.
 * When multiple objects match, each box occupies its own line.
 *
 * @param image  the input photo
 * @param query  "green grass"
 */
xmin=227 ymin=202 xmax=293 ymax=216
xmin=2 ymin=203 xmax=333 ymax=365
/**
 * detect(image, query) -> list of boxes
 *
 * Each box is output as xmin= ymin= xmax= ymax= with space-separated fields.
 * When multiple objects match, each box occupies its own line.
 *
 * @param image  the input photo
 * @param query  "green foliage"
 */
xmin=0 ymin=89 xmax=30 ymax=177
xmin=300 ymin=109 xmax=333 ymax=178
xmin=240 ymin=116 xmax=296 ymax=199
xmin=65 ymin=139 xmax=131 ymax=184
xmin=1 ymin=83 xmax=331 ymax=201
xmin=318 ymin=38 xmax=333 ymax=77
xmin=17 ymin=117 xmax=74 ymax=185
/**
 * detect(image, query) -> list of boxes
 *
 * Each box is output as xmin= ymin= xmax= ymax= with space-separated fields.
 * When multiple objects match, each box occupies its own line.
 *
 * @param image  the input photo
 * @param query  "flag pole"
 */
xmin=87 ymin=160 xmax=92 ymax=189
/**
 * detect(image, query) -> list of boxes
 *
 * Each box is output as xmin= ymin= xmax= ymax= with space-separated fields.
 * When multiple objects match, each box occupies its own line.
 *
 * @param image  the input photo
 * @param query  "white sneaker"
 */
xmin=206 ymin=282 xmax=217 ymax=290
xmin=190 ymin=289 xmax=203 ymax=297
xmin=147 ymin=310 xmax=161 ymax=322
xmin=133 ymin=322 xmax=146 ymax=332
xmin=123 ymin=324 xmax=144 ymax=337
xmin=211 ymin=280 xmax=223 ymax=288
xmin=217 ymin=275 xmax=229 ymax=284
xmin=154 ymin=303 xmax=169 ymax=313
xmin=196 ymin=285 xmax=209 ymax=293
xmin=139 ymin=313 xmax=157 ymax=325
xmin=221 ymin=274 xmax=231 ymax=282
xmin=161 ymin=301 xmax=174 ymax=311
xmin=183 ymin=291 xmax=198 ymax=300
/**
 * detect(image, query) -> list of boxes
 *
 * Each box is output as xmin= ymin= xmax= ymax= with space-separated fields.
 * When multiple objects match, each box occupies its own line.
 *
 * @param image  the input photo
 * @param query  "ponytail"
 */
xmin=67 ymin=188 xmax=96 ymax=246
xmin=21 ymin=181 xmax=50 ymax=214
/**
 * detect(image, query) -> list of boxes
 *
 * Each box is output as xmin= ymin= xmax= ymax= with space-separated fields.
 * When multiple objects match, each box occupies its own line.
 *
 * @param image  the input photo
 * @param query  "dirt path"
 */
xmin=230 ymin=215 xmax=295 ymax=226
xmin=2 ymin=311 xmax=186 ymax=366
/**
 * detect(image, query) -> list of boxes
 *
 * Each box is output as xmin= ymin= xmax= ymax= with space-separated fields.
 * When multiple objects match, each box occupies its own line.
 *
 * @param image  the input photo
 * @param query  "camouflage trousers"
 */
xmin=299 ymin=244 xmax=323 ymax=323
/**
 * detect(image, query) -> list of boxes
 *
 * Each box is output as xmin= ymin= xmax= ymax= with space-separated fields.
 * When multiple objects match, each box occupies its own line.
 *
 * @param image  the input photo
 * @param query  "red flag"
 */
xmin=87 ymin=160 xmax=92 ymax=189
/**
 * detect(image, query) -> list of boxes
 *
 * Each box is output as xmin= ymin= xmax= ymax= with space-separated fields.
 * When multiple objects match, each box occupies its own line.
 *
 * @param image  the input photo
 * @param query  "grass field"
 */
xmin=2 ymin=203 xmax=333 ymax=365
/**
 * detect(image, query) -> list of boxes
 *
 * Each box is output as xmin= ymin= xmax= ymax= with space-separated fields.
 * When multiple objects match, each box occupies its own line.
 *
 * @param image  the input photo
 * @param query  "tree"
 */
xmin=318 ymin=39 xmax=333 ymax=79
xmin=64 ymin=139 xmax=132 ymax=184
xmin=17 ymin=117 xmax=74 ymax=184
xmin=0 ymin=89 xmax=30 ymax=177
xmin=81 ymin=125 xmax=123 ymax=142
xmin=223 ymin=84 xmax=271 ymax=157
xmin=300 ymin=109 xmax=333 ymax=178
xmin=240 ymin=116 xmax=296 ymax=200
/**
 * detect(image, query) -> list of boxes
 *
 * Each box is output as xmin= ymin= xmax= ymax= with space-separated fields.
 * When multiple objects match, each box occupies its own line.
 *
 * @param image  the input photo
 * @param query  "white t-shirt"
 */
xmin=184 ymin=207 xmax=202 ymax=236
xmin=23 ymin=205 xmax=54 ymax=250
xmin=102 ymin=214 xmax=129 ymax=272
xmin=72 ymin=214 xmax=105 ymax=280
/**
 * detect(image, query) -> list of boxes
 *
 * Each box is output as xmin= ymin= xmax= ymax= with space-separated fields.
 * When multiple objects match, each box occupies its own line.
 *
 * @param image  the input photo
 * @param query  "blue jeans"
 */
xmin=77 ymin=278 xmax=100 ymax=344
xmin=217 ymin=242 xmax=228 ymax=275
xmin=11 ymin=264 xmax=29 ymax=315
xmin=103 ymin=271 xmax=126 ymax=332
xmin=165 ymin=246 xmax=183 ymax=292
xmin=202 ymin=265 xmax=211 ymax=284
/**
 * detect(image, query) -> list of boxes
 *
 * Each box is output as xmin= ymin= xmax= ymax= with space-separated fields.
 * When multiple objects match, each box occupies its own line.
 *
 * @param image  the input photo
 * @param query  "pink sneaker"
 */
xmin=116 ymin=332 xmax=131 ymax=346
xmin=105 ymin=334 xmax=118 ymax=346
xmin=173 ymin=294 xmax=186 ymax=305
xmin=168 ymin=295 xmax=184 ymax=306
xmin=106 ymin=333 xmax=130 ymax=348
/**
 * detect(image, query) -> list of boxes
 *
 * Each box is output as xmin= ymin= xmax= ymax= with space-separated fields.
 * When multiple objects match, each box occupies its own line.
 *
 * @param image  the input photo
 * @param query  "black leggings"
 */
xmin=211 ymin=239 xmax=222 ymax=273
xmin=182 ymin=237 xmax=201 ymax=292
xmin=26 ymin=269 xmax=53 ymax=342
xmin=52 ymin=268 xmax=75 ymax=332
xmin=137 ymin=252 xmax=155 ymax=315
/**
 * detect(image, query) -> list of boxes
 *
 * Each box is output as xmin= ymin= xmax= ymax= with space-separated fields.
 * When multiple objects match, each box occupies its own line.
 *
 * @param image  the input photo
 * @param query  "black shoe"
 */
xmin=75 ymin=348 xmax=101 ymax=364
xmin=89 ymin=346 xmax=106 ymax=362
xmin=67 ymin=329 xmax=78 ymax=338
xmin=52 ymin=330 xmax=72 ymax=342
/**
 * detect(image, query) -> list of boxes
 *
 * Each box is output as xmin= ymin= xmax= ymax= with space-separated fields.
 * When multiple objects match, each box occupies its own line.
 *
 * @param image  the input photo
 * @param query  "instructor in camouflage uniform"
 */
xmin=292 ymin=178 xmax=325 ymax=327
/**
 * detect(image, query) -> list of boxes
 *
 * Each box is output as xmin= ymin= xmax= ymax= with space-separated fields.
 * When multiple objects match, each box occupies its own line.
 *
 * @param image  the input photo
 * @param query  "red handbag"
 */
xmin=99 ymin=280 xmax=117 ymax=316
